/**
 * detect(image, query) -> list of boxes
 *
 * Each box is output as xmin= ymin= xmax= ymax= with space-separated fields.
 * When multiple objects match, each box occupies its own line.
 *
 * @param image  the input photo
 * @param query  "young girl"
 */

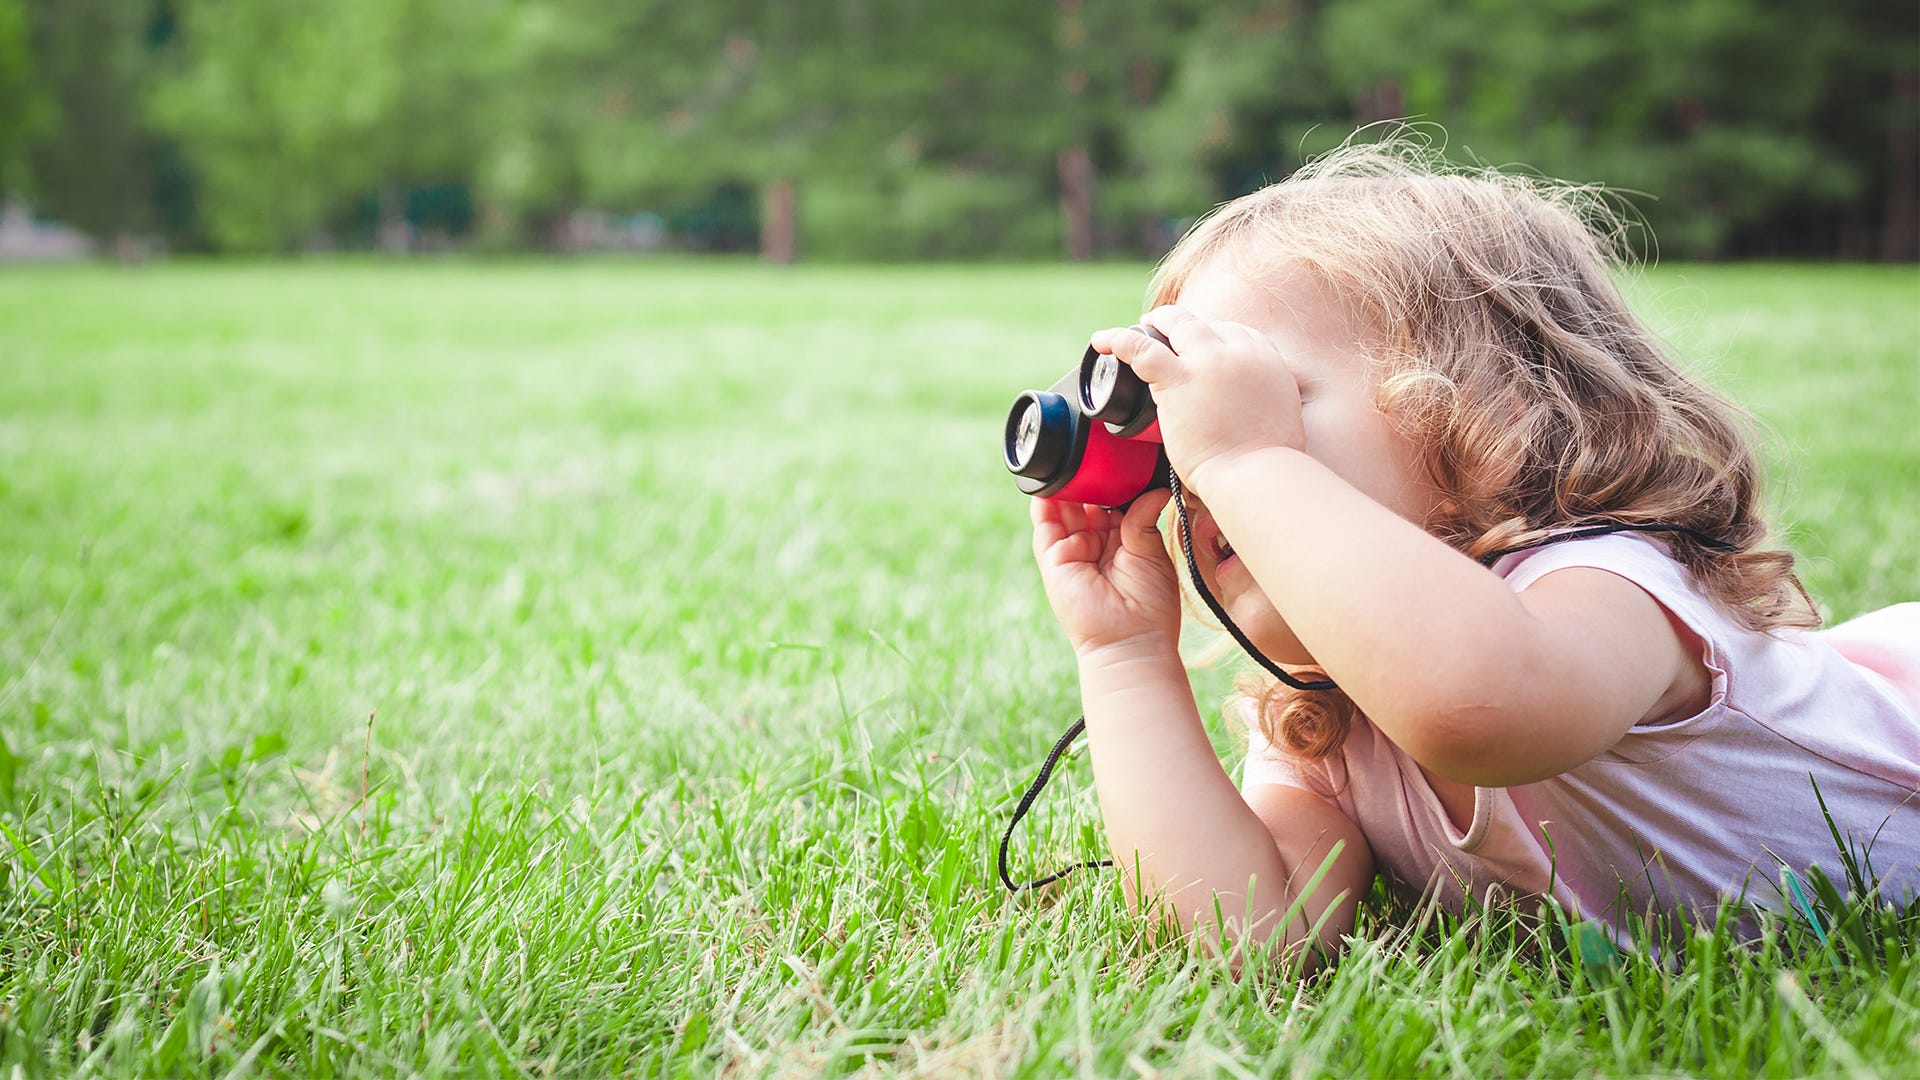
xmin=1029 ymin=138 xmax=1920 ymax=958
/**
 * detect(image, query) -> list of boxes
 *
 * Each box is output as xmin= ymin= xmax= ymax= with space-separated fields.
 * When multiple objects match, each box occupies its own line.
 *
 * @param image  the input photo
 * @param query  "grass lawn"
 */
xmin=1 ymin=258 xmax=1916 ymax=1076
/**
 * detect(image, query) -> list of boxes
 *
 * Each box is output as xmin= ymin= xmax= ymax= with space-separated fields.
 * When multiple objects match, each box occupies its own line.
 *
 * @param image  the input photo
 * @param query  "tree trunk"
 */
xmin=761 ymin=178 xmax=796 ymax=264
xmin=377 ymin=185 xmax=410 ymax=254
xmin=1057 ymin=0 xmax=1093 ymax=262
xmin=1058 ymin=146 xmax=1094 ymax=262
xmin=1883 ymin=72 xmax=1918 ymax=262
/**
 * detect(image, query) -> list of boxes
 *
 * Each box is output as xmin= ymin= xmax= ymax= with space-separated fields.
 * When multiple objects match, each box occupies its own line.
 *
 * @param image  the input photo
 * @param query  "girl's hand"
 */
xmin=1031 ymin=490 xmax=1180 ymax=657
xmin=1088 ymin=306 xmax=1306 ymax=499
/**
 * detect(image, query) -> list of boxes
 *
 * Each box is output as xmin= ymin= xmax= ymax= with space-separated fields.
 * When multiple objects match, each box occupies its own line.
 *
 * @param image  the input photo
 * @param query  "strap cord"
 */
xmin=995 ymin=715 xmax=1107 ymax=892
xmin=1471 ymin=521 xmax=1738 ymax=565
xmin=1165 ymin=467 xmax=1337 ymax=693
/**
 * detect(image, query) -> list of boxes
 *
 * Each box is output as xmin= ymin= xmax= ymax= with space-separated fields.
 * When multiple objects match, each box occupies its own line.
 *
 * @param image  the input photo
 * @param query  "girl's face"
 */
xmin=1171 ymin=260 xmax=1444 ymax=662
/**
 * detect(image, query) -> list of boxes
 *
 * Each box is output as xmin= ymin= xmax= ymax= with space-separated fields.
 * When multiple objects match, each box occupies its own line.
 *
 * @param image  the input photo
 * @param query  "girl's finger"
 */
xmin=1211 ymin=319 xmax=1262 ymax=345
xmin=1119 ymin=489 xmax=1174 ymax=560
xmin=1057 ymin=499 xmax=1087 ymax=538
xmin=1031 ymin=498 xmax=1067 ymax=560
xmin=1141 ymin=304 xmax=1222 ymax=365
xmin=1087 ymin=326 xmax=1133 ymax=354
xmin=1077 ymin=504 xmax=1114 ymax=550
xmin=1107 ymin=321 xmax=1182 ymax=383
xmin=1030 ymin=496 xmax=1061 ymax=524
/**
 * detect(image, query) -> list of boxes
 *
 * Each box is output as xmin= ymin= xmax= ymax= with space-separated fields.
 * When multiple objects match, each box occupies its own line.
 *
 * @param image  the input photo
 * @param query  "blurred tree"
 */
xmin=1316 ymin=0 xmax=1912 ymax=258
xmin=471 ymin=1 xmax=819 ymax=251
xmin=1807 ymin=0 xmax=1917 ymax=260
xmin=153 ymin=0 xmax=511 ymax=251
xmin=0 ymin=0 xmax=43 ymax=195
xmin=17 ymin=0 xmax=165 ymax=247
xmin=1120 ymin=1 xmax=1346 ymax=227
xmin=486 ymin=0 xmax=1074 ymax=258
xmin=1057 ymin=0 xmax=1212 ymax=257
xmin=6 ymin=0 xmax=1909 ymax=258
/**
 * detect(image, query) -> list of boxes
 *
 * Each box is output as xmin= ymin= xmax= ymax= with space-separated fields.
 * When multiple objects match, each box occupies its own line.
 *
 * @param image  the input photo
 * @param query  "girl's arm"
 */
xmin=1101 ymin=304 xmax=1699 ymax=789
xmin=1031 ymin=494 xmax=1372 ymax=961
xmin=1195 ymin=446 xmax=1694 ymax=787
xmin=1077 ymin=641 xmax=1372 ymax=959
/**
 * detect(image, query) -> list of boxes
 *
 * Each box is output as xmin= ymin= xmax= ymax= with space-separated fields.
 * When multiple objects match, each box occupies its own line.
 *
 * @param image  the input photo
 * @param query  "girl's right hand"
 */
xmin=1030 ymin=489 xmax=1181 ymax=658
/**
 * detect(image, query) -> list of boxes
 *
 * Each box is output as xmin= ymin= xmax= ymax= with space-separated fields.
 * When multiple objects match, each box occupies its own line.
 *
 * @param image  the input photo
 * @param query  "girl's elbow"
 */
xmin=1396 ymin=693 xmax=1539 ymax=787
xmin=1167 ymin=902 xmax=1349 ymax=982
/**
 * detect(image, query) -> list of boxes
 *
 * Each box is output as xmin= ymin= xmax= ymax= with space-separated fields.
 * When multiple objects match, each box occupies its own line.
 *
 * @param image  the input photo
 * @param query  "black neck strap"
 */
xmin=1165 ymin=467 xmax=1337 ymax=692
xmin=1473 ymin=521 xmax=1738 ymax=566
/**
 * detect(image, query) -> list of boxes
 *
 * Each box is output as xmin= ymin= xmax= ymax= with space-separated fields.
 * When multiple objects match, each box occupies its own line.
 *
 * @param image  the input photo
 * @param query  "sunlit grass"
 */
xmin=1 ymin=258 xmax=1915 ymax=1075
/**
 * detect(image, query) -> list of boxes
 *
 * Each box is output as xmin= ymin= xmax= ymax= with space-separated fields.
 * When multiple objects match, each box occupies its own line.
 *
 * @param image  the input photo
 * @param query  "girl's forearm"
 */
xmin=1193 ymin=446 xmax=1554 ymax=766
xmin=1075 ymin=643 xmax=1319 ymax=948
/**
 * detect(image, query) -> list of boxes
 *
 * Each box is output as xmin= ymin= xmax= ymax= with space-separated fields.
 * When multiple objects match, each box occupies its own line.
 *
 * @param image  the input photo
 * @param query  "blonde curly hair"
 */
xmin=1149 ymin=133 xmax=1817 ymax=761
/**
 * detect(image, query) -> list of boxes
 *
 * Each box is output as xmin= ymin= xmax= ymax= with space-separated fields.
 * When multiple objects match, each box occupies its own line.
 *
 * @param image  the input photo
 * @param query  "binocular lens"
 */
xmin=1011 ymin=399 xmax=1043 ymax=469
xmin=1085 ymin=354 xmax=1120 ymax=414
xmin=1003 ymin=390 xmax=1076 ymax=481
xmin=1078 ymin=336 xmax=1157 ymax=436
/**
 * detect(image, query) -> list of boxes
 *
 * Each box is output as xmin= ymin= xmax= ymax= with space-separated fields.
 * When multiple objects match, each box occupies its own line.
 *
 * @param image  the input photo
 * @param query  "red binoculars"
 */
xmin=1003 ymin=326 xmax=1170 ymax=507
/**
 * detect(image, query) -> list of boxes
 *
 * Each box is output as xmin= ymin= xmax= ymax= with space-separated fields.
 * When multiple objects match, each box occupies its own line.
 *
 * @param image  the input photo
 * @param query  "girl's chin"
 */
xmin=1217 ymin=594 xmax=1313 ymax=665
xmin=1202 ymin=561 xmax=1293 ymax=647
xmin=1219 ymin=592 xmax=1273 ymax=637
xmin=1238 ymin=627 xmax=1316 ymax=667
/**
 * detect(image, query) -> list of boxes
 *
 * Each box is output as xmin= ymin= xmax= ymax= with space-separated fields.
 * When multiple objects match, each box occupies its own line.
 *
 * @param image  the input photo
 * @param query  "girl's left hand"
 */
xmin=1030 ymin=490 xmax=1181 ymax=658
xmin=1088 ymin=305 xmax=1305 ymax=498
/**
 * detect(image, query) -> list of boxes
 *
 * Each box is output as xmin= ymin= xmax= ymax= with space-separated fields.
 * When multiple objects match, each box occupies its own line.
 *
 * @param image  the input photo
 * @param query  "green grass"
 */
xmin=1 ymin=258 xmax=1916 ymax=1076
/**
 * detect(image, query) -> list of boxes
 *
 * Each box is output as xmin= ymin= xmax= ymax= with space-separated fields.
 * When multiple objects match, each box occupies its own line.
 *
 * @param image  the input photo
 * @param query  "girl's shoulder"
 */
xmin=1492 ymin=532 xmax=1920 ymax=713
xmin=1489 ymin=531 xmax=1715 ymax=620
xmin=1492 ymin=531 xmax=1920 ymax=742
xmin=1490 ymin=531 xmax=1756 ymax=677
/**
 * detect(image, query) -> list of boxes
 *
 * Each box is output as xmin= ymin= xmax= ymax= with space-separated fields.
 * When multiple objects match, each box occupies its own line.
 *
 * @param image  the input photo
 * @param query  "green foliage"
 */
xmin=7 ymin=1 xmax=1918 ymax=255
xmin=802 ymin=170 xmax=1059 ymax=260
xmin=0 ymin=0 xmax=42 ymax=190
xmin=1317 ymin=0 xmax=1898 ymax=256
xmin=1125 ymin=3 xmax=1347 ymax=216
xmin=475 ymin=0 xmax=1072 ymax=253
xmin=16 ymin=0 xmax=164 ymax=241
xmin=150 ymin=0 xmax=514 ymax=251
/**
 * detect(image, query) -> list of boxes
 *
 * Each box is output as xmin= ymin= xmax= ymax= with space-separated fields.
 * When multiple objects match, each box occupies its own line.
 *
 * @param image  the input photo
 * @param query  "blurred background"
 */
xmin=0 ymin=0 xmax=1914 ymax=264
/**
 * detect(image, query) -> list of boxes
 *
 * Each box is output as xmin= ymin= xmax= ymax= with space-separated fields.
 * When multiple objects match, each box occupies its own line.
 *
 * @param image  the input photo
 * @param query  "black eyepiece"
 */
xmin=1003 ymin=390 xmax=1078 ymax=481
xmin=1076 ymin=326 xmax=1162 ymax=437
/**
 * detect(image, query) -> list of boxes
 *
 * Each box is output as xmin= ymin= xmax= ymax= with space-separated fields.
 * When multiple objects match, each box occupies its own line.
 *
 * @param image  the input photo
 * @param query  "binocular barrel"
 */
xmin=1078 ymin=346 xmax=1158 ymax=438
xmin=1003 ymin=327 xmax=1168 ymax=507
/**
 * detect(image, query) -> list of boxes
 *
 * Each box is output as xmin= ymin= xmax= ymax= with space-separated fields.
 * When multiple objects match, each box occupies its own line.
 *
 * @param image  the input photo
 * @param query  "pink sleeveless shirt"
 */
xmin=1240 ymin=533 xmax=1920 ymax=928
